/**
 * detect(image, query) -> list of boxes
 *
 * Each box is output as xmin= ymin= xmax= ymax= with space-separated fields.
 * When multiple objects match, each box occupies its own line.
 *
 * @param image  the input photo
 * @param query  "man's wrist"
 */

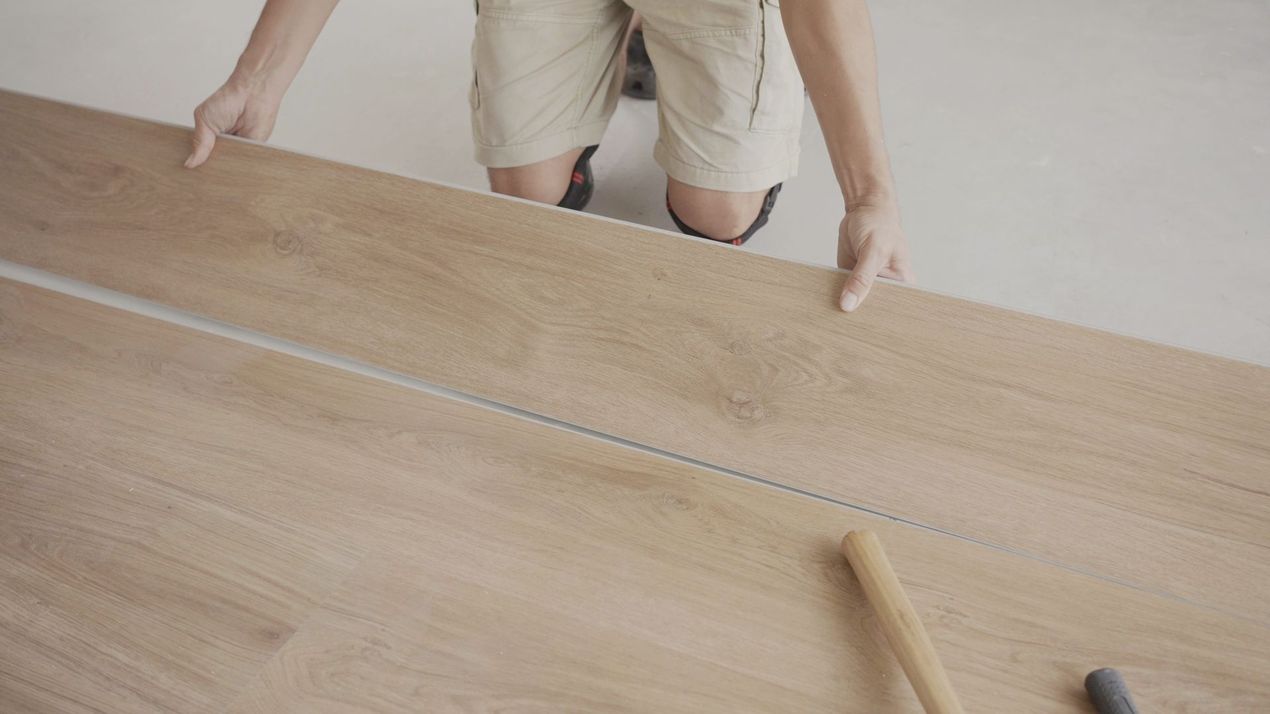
xmin=231 ymin=46 xmax=298 ymax=98
xmin=835 ymin=158 xmax=897 ymax=212
xmin=843 ymin=186 xmax=898 ymax=213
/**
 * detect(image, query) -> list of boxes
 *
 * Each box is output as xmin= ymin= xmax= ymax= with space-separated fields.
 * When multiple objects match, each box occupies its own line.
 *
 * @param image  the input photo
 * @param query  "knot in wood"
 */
xmin=725 ymin=389 xmax=765 ymax=422
xmin=271 ymin=229 xmax=302 ymax=255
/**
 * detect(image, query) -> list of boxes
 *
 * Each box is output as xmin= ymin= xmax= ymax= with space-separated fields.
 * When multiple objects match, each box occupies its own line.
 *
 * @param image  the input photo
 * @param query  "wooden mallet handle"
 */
xmin=842 ymin=530 xmax=965 ymax=714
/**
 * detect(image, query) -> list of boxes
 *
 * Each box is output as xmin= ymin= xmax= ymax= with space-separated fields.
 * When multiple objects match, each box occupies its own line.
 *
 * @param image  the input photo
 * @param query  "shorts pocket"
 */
xmin=470 ymin=10 xmax=598 ymax=147
xmin=750 ymin=0 xmax=803 ymax=133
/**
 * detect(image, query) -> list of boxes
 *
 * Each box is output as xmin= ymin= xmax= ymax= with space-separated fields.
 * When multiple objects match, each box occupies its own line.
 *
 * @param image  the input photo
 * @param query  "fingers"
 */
xmin=840 ymin=244 xmax=886 ymax=312
xmin=879 ymin=256 xmax=915 ymax=283
xmin=892 ymin=250 xmax=916 ymax=282
xmin=185 ymin=110 xmax=217 ymax=169
xmin=236 ymin=112 xmax=276 ymax=142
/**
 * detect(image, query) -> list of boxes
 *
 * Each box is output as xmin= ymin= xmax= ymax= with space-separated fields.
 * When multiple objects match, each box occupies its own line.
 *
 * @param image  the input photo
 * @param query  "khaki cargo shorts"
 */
xmin=470 ymin=0 xmax=805 ymax=192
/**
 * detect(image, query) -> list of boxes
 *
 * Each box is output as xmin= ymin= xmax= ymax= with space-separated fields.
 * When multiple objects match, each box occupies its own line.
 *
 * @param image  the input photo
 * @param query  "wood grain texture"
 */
xmin=2 ymin=279 xmax=1267 ymax=712
xmin=0 ymin=287 xmax=365 ymax=711
xmin=1 ymin=90 xmax=1268 ymax=622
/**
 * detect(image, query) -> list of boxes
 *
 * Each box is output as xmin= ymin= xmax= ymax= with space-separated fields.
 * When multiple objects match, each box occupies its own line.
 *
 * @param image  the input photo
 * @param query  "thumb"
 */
xmin=840 ymin=244 xmax=886 ymax=313
xmin=185 ymin=112 xmax=218 ymax=168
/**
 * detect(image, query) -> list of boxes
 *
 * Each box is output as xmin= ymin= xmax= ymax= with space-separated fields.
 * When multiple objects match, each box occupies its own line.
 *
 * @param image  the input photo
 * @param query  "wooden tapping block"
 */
xmin=2 ymin=278 xmax=1268 ymax=712
xmin=1 ymin=90 xmax=1268 ymax=622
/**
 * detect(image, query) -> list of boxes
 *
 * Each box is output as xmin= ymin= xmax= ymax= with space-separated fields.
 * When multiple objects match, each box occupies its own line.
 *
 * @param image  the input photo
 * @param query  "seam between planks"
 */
xmin=3 ymin=257 xmax=1261 ymax=627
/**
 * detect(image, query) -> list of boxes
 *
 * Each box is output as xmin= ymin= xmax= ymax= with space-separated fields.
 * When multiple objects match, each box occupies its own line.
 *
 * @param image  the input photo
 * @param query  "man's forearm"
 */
xmin=780 ymin=0 xmax=895 ymax=209
xmin=232 ymin=0 xmax=341 ymax=96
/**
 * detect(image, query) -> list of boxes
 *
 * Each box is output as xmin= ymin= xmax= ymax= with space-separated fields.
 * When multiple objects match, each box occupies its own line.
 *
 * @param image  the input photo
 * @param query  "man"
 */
xmin=186 ymin=0 xmax=913 ymax=312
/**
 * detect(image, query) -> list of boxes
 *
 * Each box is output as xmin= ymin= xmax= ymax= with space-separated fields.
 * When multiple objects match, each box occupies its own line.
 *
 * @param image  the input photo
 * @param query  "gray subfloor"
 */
xmin=1 ymin=0 xmax=1267 ymax=363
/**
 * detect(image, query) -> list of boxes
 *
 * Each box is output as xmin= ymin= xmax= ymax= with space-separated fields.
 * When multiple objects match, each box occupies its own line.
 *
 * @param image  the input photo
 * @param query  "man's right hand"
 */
xmin=185 ymin=74 xmax=282 ymax=168
xmin=184 ymin=0 xmax=342 ymax=168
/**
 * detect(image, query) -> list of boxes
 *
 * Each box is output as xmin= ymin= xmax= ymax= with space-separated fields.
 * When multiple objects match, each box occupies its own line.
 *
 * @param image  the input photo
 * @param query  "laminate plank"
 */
xmin=229 ymin=545 xmax=1270 ymax=714
xmin=0 ymin=289 xmax=365 ymax=711
xmin=1 ymin=279 xmax=1266 ymax=712
xmin=1 ymin=90 xmax=1268 ymax=622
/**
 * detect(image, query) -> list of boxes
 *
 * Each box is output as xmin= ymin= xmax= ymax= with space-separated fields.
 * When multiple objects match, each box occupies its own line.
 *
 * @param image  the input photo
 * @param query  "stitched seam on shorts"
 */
xmin=749 ymin=125 xmax=799 ymax=136
xmin=477 ymin=9 xmax=598 ymax=25
xmin=659 ymin=26 xmax=755 ymax=41
xmin=750 ymin=0 xmax=766 ymax=128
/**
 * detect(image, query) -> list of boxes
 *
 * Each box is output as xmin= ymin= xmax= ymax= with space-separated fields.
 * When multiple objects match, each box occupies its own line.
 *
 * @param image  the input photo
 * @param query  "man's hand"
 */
xmin=780 ymin=0 xmax=911 ymax=313
xmin=184 ymin=0 xmax=342 ymax=169
xmin=185 ymin=76 xmax=281 ymax=168
xmin=838 ymin=201 xmax=914 ymax=312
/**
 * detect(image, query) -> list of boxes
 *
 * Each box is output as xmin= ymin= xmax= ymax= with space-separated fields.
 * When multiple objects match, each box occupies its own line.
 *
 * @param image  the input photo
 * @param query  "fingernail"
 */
xmin=842 ymin=293 xmax=859 ymax=312
xmin=183 ymin=156 xmax=193 ymax=168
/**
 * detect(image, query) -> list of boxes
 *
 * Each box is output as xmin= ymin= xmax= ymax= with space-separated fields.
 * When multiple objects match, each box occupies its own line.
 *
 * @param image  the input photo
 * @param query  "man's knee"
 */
xmin=666 ymin=179 xmax=773 ymax=243
xmin=487 ymin=148 xmax=583 ymax=205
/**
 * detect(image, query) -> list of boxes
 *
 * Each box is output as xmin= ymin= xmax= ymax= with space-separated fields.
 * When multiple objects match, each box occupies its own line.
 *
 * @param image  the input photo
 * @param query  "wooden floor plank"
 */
xmin=0 ymin=285 xmax=365 ymax=711
xmin=2 ymin=91 xmax=1266 ymax=620
xmin=1 ymin=278 xmax=1266 ymax=712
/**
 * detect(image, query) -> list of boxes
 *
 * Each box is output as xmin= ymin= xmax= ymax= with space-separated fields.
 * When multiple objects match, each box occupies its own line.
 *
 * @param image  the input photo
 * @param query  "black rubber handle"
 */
xmin=1085 ymin=668 xmax=1140 ymax=714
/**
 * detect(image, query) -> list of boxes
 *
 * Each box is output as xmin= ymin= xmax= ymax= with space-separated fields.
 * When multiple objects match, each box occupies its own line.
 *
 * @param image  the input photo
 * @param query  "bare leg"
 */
xmin=487 ymin=147 xmax=584 ymax=205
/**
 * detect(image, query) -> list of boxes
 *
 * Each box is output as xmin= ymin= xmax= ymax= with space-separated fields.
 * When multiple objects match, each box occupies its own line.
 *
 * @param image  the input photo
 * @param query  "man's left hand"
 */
xmin=838 ymin=201 xmax=915 ymax=312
